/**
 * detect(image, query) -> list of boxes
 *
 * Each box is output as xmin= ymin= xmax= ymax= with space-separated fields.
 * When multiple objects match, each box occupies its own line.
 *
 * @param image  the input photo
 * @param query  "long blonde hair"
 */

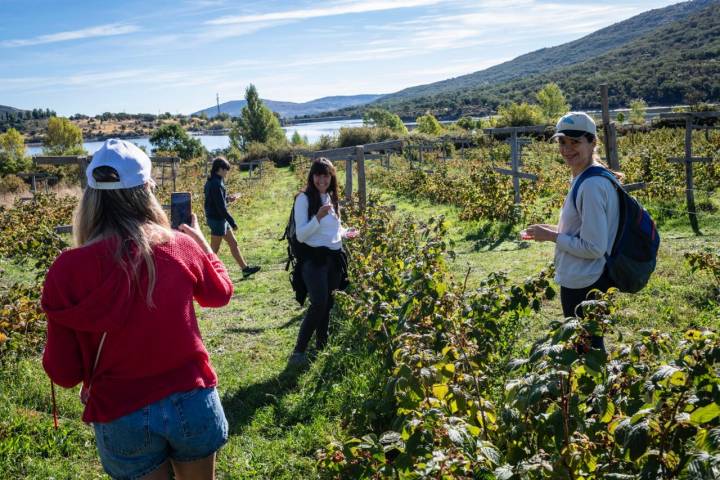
xmin=74 ymin=166 xmax=172 ymax=306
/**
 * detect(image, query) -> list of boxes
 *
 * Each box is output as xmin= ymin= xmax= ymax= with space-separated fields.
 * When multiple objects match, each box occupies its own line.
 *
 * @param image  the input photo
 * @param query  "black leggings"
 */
xmin=560 ymin=271 xmax=614 ymax=350
xmin=293 ymin=256 xmax=342 ymax=353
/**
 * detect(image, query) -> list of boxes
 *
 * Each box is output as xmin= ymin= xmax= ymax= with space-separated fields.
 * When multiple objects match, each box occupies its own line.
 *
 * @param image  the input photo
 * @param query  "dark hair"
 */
xmin=303 ymin=158 xmax=339 ymax=218
xmin=209 ymin=156 xmax=231 ymax=179
xmin=583 ymin=132 xmax=596 ymax=143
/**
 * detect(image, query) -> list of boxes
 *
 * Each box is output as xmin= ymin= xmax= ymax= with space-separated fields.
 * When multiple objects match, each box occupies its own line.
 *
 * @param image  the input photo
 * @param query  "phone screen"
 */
xmin=170 ymin=192 xmax=192 ymax=229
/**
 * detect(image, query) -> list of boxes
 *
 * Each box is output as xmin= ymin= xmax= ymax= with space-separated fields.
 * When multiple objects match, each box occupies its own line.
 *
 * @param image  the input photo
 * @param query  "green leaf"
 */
xmin=626 ymin=421 xmax=649 ymax=461
xmin=601 ymin=401 xmax=616 ymax=424
xmin=690 ymin=403 xmax=720 ymax=425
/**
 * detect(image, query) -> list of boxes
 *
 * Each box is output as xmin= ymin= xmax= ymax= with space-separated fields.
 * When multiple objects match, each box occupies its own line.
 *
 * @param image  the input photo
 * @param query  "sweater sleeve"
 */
xmin=209 ymin=182 xmax=237 ymax=229
xmin=556 ymin=178 xmax=613 ymax=259
xmin=41 ymin=260 xmax=84 ymax=388
xmin=42 ymin=321 xmax=84 ymax=388
xmin=193 ymin=251 xmax=234 ymax=307
xmin=294 ymin=193 xmax=320 ymax=243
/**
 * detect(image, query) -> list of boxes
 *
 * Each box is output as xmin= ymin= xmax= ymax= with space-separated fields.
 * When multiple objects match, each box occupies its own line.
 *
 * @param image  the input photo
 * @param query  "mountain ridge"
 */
xmin=193 ymin=94 xmax=383 ymax=119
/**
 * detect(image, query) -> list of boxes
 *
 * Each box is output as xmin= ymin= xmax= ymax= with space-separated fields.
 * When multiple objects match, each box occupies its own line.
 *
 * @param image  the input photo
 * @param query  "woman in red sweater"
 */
xmin=42 ymin=139 xmax=234 ymax=480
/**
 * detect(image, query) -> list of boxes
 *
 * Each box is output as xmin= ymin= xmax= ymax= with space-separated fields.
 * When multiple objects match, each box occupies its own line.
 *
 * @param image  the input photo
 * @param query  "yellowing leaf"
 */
xmin=432 ymin=384 xmax=449 ymax=400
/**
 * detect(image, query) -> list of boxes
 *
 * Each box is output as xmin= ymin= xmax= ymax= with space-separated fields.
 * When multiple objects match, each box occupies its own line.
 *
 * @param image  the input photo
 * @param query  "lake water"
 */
xmin=25 ymin=118 xmax=365 ymax=156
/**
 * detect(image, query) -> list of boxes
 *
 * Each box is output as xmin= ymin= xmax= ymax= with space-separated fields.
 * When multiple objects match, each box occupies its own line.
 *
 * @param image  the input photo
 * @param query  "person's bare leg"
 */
xmin=139 ymin=460 xmax=171 ymax=480
xmin=171 ymin=453 xmax=216 ymax=480
xmin=210 ymin=235 xmax=223 ymax=254
xmin=223 ymin=229 xmax=248 ymax=269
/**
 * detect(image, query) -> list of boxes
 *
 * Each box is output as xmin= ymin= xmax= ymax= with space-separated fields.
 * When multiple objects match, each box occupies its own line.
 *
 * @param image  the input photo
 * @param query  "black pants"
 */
xmin=560 ymin=271 xmax=613 ymax=351
xmin=294 ymin=255 xmax=342 ymax=353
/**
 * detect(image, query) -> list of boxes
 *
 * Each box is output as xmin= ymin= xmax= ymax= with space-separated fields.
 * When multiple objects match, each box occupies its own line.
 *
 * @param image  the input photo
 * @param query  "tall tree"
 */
xmin=149 ymin=124 xmax=205 ymax=160
xmin=629 ymin=99 xmax=647 ymax=124
xmin=536 ymin=83 xmax=570 ymax=124
xmin=363 ymin=108 xmax=408 ymax=134
xmin=43 ymin=117 xmax=84 ymax=155
xmin=230 ymin=84 xmax=286 ymax=149
xmin=0 ymin=128 xmax=31 ymax=175
xmin=415 ymin=113 xmax=443 ymax=135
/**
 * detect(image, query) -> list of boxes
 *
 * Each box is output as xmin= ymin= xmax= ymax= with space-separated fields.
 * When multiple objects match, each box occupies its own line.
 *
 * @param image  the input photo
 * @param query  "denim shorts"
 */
xmin=206 ymin=217 xmax=229 ymax=236
xmin=93 ymin=387 xmax=228 ymax=480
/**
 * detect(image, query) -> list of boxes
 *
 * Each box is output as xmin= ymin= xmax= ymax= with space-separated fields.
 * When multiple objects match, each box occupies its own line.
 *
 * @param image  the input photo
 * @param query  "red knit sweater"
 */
xmin=41 ymin=232 xmax=233 ymax=423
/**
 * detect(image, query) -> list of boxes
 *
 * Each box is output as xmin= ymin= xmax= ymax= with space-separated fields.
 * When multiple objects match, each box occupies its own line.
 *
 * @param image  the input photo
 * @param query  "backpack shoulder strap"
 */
xmin=570 ymin=165 xmax=620 ymax=211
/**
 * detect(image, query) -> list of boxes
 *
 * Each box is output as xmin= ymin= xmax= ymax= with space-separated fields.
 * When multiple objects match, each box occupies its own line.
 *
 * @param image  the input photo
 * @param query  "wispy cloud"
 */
xmin=205 ymin=0 xmax=446 ymax=25
xmin=0 ymin=23 xmax=140 ymax=48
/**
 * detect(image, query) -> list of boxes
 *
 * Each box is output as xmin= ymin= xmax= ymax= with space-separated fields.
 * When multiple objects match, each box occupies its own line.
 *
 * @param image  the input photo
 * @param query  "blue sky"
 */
xmin=1 ymin=0 xmax=680 ymax=116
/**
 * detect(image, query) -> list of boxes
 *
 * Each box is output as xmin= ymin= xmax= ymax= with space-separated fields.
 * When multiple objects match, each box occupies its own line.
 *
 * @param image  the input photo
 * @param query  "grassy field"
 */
xmin=1 ymin=162 xmax=719 ymax=478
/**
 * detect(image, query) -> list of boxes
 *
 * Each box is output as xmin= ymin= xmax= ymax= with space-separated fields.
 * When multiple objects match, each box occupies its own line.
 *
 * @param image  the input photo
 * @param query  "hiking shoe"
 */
xmin=287 ymin=352 xmax=308 ymax=367
xmin=242 ymin=265 xmax=261 ymax=278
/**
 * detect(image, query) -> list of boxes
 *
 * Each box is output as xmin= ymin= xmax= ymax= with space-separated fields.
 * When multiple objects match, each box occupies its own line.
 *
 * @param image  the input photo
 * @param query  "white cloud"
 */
xmin=205 ymin=0 xmax=447 ymax=25
xmin=0 ymin=24 xmax=140 ymax=48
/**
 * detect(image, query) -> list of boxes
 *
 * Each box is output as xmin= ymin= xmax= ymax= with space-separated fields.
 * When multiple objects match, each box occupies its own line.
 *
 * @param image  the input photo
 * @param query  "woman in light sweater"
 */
xmin=289 ymin=158 xmax=358 ymax=365
xmin=525 ymin=112 xmax=619 ymax=351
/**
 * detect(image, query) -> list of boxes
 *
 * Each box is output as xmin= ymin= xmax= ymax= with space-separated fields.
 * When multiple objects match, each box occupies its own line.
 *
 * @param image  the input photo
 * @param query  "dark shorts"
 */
xmin=93 ymin=387 xmax=228 ymax=480
xmin=206 ymin=217 xmax=229 ymax=237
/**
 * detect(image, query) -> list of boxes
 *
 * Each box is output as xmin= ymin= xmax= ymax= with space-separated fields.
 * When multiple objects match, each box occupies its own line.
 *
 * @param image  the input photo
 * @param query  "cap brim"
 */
xmin=550 ymin=130 xmax=588 ymax=140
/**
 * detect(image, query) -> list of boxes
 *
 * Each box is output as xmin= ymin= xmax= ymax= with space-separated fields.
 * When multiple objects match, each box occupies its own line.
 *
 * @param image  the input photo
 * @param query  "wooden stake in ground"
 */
xmin=485 ymin=126 xmax=543 ymax=205
xmin=663 ymin=113 xmax=717 ymax=235
xmin=600 ymin=84 xmax=620 ymax=171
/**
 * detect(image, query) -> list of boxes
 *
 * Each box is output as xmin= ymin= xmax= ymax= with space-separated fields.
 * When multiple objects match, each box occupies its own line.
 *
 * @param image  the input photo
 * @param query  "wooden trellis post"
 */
xmin=661 ymin=112 xmax=720 ymax=235
xmin=313 ymin=140 xmax=402 ymax=210
xmin=600 ymin=84 xmax=620 ymax=170
xmin=485 ymin=126 xmax=544 ymax=205
xmin=355 ymin=146 xmax=366 ymax=210
xmin=152 ymin=156 xmax=181 ymax=191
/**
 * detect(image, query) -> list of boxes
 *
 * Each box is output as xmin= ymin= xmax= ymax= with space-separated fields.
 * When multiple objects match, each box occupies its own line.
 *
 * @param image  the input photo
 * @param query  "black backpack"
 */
xmin=571 ymin=166 xmax=660 ymax=293
xmin=281 ymin=194 xmax=308 ymax=305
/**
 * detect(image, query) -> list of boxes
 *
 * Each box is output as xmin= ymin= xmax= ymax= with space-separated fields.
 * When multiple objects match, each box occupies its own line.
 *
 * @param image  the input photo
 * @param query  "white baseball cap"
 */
xmin=87 ymin=139 xmax=154 ymax=190
xmin=550 ymin=112 xmax=597 ymax=140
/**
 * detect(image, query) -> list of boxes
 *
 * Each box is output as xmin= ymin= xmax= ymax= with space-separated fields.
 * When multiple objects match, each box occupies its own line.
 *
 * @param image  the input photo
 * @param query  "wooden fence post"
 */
xmin=355 ymin=146 xmax=366 ymax=211
xmin=345 ymin=155 xmax=353 ymax=204
xmin=600 ymin=84 xmax=620 ymax=171
xmin=668 ymin=116 xmax=713 ymax=235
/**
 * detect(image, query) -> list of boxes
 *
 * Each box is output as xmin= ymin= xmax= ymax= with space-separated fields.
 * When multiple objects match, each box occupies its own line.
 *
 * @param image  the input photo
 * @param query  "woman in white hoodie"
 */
xmin=525 ymin=112 xmax=620 ymax=351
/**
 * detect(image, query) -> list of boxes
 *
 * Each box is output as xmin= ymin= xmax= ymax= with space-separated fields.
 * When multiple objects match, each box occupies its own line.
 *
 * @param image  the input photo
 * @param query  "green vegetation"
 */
xmin=149 ymin=123 xmax=205 ymax=159
xmin=230 ymin=84 xmax=286 ymax=151
xmin=536 ymin=83 xmax=569 ymax=124
xmin=42 ymin=117 xmax=84 ymax=156
xmin=415 ymin=113 xmax=444 ymax=135
xmin=363 ymin=107 xmax=408 ymax=134
xmin=630 ymin=98 xmax=649 ymax=125
xmin=333 ymin=0 xmax=720 ymax=119
xmin=1 ymin=124 xmax=718 ymax=478
xmin=0 ymin=128 xmax=31 ymax=175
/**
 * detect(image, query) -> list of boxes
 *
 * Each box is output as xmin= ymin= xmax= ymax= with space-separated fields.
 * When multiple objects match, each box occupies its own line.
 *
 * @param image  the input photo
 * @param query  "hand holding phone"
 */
xmin=170 ymin=192 xmax=192 ymax=230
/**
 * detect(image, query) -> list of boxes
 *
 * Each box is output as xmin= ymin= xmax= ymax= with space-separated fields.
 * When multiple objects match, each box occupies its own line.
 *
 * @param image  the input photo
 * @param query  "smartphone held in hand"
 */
xmin=170 ymin=192 xmax=192 ymax=229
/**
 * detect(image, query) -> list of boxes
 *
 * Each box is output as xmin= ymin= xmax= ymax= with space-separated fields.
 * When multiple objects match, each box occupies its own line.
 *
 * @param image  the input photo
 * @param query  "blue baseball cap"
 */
xmin=551 ymin=112 xmax=597 ymax=139
xmin=87 ymin=139 xmax=154 ymax=190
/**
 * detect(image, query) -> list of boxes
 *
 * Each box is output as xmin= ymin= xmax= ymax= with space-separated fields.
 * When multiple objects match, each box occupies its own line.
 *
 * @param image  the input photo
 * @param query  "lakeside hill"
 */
xmin=0 ymin=105 xmax=27 ymax=117
xmin=193 ymin=94 xmax=384 ymax=119
xmin=331 ymin=0 xmax=719 ymax=118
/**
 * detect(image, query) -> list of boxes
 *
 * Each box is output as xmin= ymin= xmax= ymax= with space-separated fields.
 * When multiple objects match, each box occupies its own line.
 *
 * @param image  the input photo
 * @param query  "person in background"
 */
xmin=289 ymin=158 xmax=359 ymax=366
xmin=42 ymin=139 xmax=234 ymax=480
xmin=524 ymin=112 xmax=620 ymax=352
xmin=204 ymin=156 xmax=260 ymax=278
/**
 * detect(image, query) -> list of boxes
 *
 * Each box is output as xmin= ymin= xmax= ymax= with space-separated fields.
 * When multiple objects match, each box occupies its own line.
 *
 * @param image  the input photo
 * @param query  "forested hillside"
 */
xmin=335 ymin=0 xmax=720 ymax=118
